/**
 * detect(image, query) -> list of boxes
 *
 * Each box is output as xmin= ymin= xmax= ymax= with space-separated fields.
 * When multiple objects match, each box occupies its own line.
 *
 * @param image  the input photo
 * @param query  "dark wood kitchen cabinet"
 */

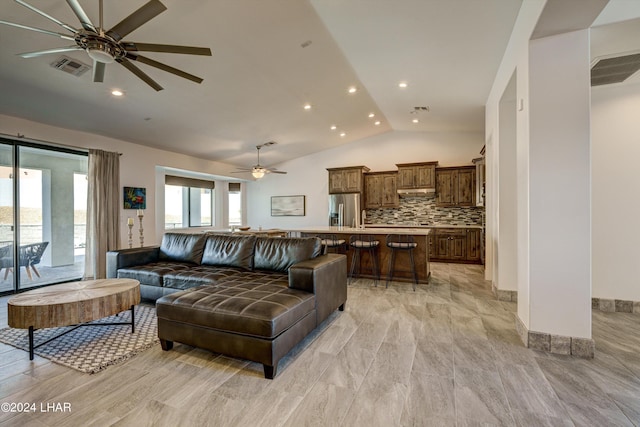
xmin=466 ymin=228 xmax=482 ymax=262
xmin=396 ymin=162 xmax=437 ymax=189
xmin=327 ymin=166 xmax=369 ymax=194
xmin=433 ymin=228 xmax=467 ymax=261
xmin=364 ymin=172 xmax=399 ymax=208
xmin=436 ymin=166 xmax=476 ymax=207
xmin=429 ymin=227 xmax=483 ymax=264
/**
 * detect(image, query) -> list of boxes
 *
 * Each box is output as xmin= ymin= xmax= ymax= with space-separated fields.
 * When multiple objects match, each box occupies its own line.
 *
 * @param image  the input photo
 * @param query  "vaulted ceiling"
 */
xmin=0 ymin=1 xmax=638 ymax=170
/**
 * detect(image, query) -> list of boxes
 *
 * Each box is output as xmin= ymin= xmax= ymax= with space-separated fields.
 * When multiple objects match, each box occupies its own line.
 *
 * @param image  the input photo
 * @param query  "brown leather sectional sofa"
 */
xmin=106 ymin=232 xmax=347 ymax=378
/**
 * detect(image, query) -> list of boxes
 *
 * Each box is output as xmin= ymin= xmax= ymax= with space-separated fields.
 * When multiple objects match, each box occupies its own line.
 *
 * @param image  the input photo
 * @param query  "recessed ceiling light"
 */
xmin=111 ymin=89 xmax=124 ymax=97
xmin=398 ymin=82 xmax=408 ymax=88
xmin=348 ymin=86 xmax=357 ymax=94
xmin=374 ymin=121 xmax=381 ymax=126
xmin=330 ymin=125 xmax=337 ymax=130
xmin=368 ymin=113 xmax=375 ymax=118
xmin=412 ymin=118 xmax=419 ymax=123
xmin=303 ymin=103 xmax=312 ymax=110
xmin=340 ymin=132 xmax=346 ymax=137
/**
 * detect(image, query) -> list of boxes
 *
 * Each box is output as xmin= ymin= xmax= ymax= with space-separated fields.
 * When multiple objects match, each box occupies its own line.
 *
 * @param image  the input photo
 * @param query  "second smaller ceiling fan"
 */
xmin=233 ymin=142 xmax=287 ymax=180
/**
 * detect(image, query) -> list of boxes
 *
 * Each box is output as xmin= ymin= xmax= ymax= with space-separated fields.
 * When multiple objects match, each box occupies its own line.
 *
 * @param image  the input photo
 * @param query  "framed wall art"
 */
xmin=271 ymin=195 xmax=305 ymax=216
xmin=123 ymin=186 xmax=146 ymax=209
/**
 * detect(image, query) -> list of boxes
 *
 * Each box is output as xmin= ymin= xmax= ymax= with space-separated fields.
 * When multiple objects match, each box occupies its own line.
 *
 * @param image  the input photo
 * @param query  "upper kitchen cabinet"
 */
xmin=436 ymin=166 xmax=476 ymax=207
xmin=364 ymin=171 xmax=399 ymax=208
xmin=327 ymin=166 xmax=370 ymax=194
xmin=396 ymin=162 xmax=438 ymax=189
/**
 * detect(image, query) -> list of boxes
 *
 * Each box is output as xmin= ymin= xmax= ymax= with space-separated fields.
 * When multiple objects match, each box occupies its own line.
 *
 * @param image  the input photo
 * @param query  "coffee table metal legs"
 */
xmin=26 ymin=305 xmax=136 ymax=361
xmin=131 ymin=304 xmax=135 ymax=333
xmin=29 ymin=326 xmax=34 ymax=360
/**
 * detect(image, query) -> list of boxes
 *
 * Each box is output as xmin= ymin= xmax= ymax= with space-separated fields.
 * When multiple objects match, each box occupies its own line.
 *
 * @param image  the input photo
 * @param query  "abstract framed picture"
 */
xmin=123 ymin=187 xmax=146 ymax=209
xmin=271 ymin=195 xmax=305 ymax=216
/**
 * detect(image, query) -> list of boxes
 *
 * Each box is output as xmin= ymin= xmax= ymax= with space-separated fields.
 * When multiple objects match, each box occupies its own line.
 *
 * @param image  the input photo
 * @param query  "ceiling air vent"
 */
xmin=49 ymin=56 xmax=91 ymax=77
xmin=591 ymin=53 xmax=640 ymax=86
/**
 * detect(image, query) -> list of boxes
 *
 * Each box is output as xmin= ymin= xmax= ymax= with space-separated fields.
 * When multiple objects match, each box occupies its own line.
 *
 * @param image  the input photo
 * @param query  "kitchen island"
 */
xmin=288 ymin=226 xmax=431 ymax=285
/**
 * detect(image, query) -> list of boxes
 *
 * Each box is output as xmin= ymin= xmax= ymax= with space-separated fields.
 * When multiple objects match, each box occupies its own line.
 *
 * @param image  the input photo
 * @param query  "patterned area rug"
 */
xmin=0 ymin=305 xmax=158 ymax=374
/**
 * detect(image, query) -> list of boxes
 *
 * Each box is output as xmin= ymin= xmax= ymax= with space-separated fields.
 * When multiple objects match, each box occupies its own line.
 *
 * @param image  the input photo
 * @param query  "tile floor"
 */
xmin=0 ymin=263 xmax=639 ymax=426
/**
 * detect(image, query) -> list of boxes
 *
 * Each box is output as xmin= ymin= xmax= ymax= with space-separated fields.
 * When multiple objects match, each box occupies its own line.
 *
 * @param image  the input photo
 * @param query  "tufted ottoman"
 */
xmin=156 ymin=271 xmax=319 ymax=379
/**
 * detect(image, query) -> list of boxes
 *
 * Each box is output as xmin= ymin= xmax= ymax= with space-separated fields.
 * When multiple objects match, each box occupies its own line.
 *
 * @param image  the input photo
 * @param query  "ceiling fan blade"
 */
xmin=268 ymin=170 xmax=287 ymax=175
xmin=65 ymin=0 xmax=96 ymax=33
xmin=117 ymin=57 xmax=163 ymax=91
xmin=127 ymin=53 xmax=203 ymax=84
xmin=14 ymin=0 xmax=77 ymax=33
xmin=123 ymin=42 xmax=211 ymax=56
xmin=0 ymin=20 xmax=75 ymax=41
xmin=93 ymin=60 xmax=106 ymax=82
xmin=106 ymin=0 xmax=167 ymax=42
xmin=19 ymin=45 xmax=82 ymax=58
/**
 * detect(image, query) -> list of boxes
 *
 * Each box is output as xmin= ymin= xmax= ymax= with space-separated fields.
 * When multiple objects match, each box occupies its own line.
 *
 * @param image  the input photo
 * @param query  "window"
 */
xmin=164 ymin=176 xmax=214 ymax=229
xmin=228 ymin=182 xmax=242 ymax=226
xmin=164 ymin=184 xmax=183 ymax=228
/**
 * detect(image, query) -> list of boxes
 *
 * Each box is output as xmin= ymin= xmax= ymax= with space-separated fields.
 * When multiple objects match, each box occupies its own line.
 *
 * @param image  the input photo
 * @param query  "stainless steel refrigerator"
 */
xmin=328 ymin=193 xmax=361 ymax=228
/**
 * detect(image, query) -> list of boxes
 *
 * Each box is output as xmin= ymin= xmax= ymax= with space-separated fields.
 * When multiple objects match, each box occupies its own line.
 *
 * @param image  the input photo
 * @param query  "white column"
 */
xmin=520 ymin=29 xmax=592 ymax=343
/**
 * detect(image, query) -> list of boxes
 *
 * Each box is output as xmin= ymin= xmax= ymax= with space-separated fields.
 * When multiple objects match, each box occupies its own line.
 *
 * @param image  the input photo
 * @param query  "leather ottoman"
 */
xmin=156 ymin=272 xmax=317 ymax=379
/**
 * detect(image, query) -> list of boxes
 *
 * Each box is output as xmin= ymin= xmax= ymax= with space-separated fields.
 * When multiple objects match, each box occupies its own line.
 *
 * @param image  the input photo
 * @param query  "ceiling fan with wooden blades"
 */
xmin=0 ymin=0 xmax=212 ymax=91
xmin=233 ymin=142 xmax=288 ymax=180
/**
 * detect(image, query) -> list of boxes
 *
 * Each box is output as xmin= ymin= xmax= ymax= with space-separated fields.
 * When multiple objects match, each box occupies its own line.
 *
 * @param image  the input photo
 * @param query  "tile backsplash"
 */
xmin=365 ymin=195 xmax=484 ymax=226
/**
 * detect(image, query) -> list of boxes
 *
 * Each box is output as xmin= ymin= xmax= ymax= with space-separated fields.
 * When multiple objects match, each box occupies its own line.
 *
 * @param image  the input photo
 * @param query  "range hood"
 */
xmin=397 ymin=188 xmax=435 ymax=197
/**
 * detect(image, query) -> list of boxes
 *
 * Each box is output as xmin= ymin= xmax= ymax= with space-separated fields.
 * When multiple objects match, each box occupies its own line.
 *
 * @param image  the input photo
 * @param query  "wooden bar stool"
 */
xmin=349 ymin=235 xmax=380 ymax=286
xmin=386 ymin=234 xmax=418 ymax=291
xmin=317 ymin=234 xmax=347 ymax=254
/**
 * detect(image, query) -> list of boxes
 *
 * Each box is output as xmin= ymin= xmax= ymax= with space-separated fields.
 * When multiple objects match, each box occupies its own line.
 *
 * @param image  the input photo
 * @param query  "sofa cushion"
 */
xmin=156 ymin=272 xmax=314 ymax=339
xmin=202 ymin=234 xmax=256 ymax=269
xmin=159 ymin=233 xmax=207 ymax=264
xmin=163 ymin=266 xmax=247 ymax=290
xmin=116 ymin=261 xmax=192 ymax=287
xmin=253 ymin=237 xmax=322 ymax=272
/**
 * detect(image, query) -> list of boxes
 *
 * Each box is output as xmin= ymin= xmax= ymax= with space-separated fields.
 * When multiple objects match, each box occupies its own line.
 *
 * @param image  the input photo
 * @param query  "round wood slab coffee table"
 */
xmin=7 ymin=278 xmax=140 ymax=360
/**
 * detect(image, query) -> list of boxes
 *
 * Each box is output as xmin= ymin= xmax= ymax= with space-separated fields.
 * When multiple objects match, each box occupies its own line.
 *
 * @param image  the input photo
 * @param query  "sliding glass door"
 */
xmin=0 ymin=139 xmax=88 ymax=294
xmin=0 ymin=143 xmax=14 ymax=293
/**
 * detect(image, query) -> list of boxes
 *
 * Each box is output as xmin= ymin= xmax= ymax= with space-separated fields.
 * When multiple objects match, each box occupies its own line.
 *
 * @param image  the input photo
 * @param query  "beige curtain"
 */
xmin=84 ymin=149 xmax=120 ymax=279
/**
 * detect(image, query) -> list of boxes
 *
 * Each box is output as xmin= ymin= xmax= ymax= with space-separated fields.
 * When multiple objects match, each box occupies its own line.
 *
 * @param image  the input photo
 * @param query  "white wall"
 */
xmin=487 ymin=3 xmax=640 ymax=309
xmin=0 ymin=114 xmax=239 ymax=247
xmin=592 ymin=81 xmax=640 ymax=301
xmin=497 ymin=73 xmax=518 ymax=293
xmin=246 ymin=130 xmax=484 ymax=228
xmin=484 ymin=0 xmax=545 ymax=290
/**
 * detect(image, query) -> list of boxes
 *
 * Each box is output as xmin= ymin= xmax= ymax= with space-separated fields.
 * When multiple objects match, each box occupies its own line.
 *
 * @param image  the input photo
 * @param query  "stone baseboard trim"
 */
xmin=514 ymin=317 xmax=594 ymax=358
xmin=592 ymin=298 xmax=640 ymax=314
xmin=492 ymin=283 xmax=517 ymax=302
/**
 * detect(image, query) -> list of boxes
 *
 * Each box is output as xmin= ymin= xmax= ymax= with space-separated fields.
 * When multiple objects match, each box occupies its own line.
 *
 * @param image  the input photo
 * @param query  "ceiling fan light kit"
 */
xmin=251 ymin=168 xmax=266 ymax=180
xmin=85 ymin=43 xmax=117 ymax=64
xmin=1 ymin=0 xmax=212 ymax=91
xmin=233 ymin=142 xmax=288 ymax=180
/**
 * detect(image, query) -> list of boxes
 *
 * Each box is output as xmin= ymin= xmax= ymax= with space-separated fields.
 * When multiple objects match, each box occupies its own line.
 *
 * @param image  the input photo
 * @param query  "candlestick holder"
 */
xmin=138 ymin=212 xmax=144 ymax=247
xmin=128 ymin=223 xmax=134 ymax=248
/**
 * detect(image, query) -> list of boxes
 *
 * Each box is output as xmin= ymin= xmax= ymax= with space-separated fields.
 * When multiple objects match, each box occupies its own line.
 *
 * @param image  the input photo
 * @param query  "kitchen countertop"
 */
xmin=364 ymin=223 xmax=483 ymax=229
xmin=288 ymin=226 xmax=432 ymax=236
